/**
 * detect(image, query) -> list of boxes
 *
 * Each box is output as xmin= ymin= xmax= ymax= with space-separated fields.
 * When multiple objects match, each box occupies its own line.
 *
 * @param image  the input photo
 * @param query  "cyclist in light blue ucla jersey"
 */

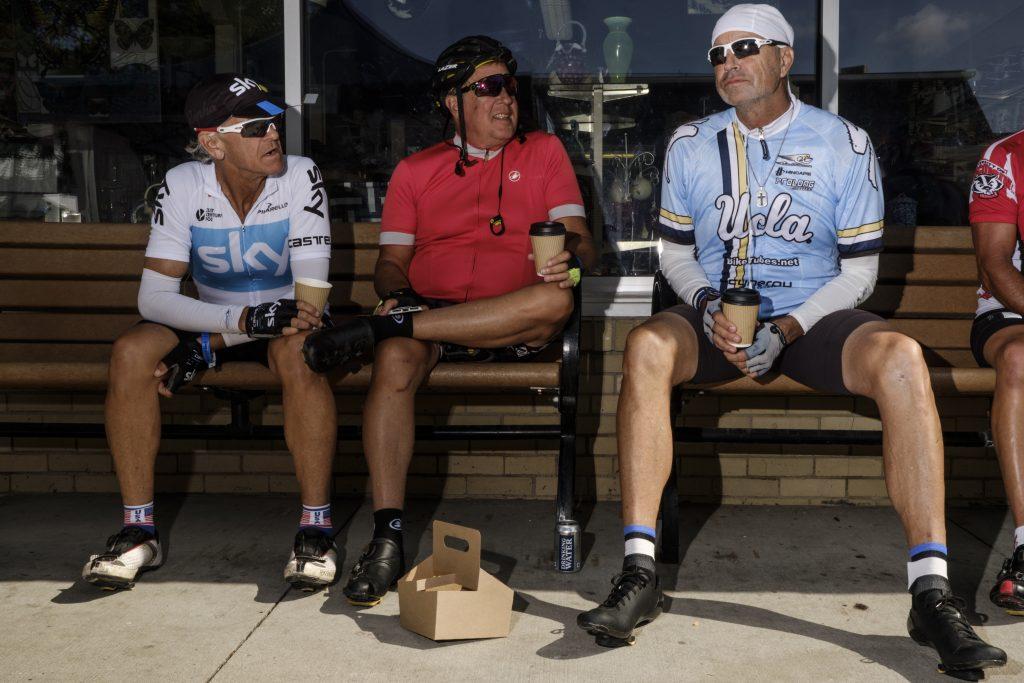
xmin=577 ymin=4 xmax=1006 ymax=674
xmin=83 ymin=74 xmax=340 ymax=594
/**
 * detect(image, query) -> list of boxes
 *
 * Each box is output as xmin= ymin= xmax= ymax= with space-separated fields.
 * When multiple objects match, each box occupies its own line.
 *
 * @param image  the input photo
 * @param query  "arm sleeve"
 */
xmin=787 ymin=254 xmax=878 ymax=333
xmin=144 ymin=171 xmax=192 ymax=262
xmin=655 ymin=131 xmax=696 ymax=246
xmin=379 ymin=159 xmax=418 ymax=246
xmin=287 ymin=157 xmax=332 ymax=261
xmin=137 ymin=269 xmax=245 ymax=334
xmin=969 ymin=143 xmax=1018 ymax=223
xmin=543 ymin=136 xmax=585 ymax=220
xmin=834 ymin=121 xmax=884 ymax=258
xmin=660 ymin=240 xmax=714 ymax=307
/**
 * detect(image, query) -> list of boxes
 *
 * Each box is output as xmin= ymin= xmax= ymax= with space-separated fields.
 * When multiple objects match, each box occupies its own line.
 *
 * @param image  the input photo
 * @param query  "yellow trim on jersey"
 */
xmin=732 ymin=123 xmax=750 ymax=285
xmin=659 ymin=208 xmax=693 ymax=225
xmin=837 ymin=220 xmax=885 ymax=239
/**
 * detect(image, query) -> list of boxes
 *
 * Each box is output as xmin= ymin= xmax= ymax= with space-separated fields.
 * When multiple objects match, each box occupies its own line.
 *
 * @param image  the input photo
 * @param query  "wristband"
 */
xmin=200 ymin=332 xmax=216 ymax=367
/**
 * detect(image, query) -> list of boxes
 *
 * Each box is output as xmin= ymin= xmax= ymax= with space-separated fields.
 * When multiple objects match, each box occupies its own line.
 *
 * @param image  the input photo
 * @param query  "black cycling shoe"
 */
xmin=343 ymin=538 xmax=405 ymax=607
xmin=302 ymin=317 xmax=375 ymax=373
xmin=989 ymin=545 xmax=1024 ymax=615
xmin=908 ymin=576 xmax=1006 ymax=678
xmin=577 ymin=561 xmax=664 ymax=646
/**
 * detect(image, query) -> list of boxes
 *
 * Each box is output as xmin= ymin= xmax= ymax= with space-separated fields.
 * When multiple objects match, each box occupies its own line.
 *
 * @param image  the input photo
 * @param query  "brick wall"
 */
xmin=0 ymin=318 xmax=1006 ymax=505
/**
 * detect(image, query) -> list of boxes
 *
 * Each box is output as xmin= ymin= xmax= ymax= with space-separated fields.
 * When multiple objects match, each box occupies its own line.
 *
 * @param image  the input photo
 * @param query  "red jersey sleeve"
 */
xmin=969 ymin=142 xmax=1019 ymax=225
xmin=380 ymin=159 xmax=418 ymax=246
xmin=542 ymin=135 xmax=585 ymax=221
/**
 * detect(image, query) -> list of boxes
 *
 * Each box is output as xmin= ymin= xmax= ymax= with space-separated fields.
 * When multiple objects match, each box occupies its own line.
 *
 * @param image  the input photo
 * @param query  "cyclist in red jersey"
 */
xmin=969 ymin=127 xmax=1024 ymax=614
xmin=303 ymin=36 xmax=596 ymax=606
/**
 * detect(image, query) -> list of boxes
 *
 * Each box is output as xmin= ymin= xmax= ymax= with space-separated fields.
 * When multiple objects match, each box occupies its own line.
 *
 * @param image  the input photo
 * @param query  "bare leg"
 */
xmin=841 ymin=323 xmax=946 ymax=546
xmin=619 ymin=313 xmax=702 ymax=529
xmin=105 ymin=324 xmax=179 ymax=506
xmin=411 ymin=282 xmax=572 ymax=348
xmin=362 ymin=337 xmax=438 ymax=509
xmin=268 ymin=332 xmax=337 ymax=506
xmin=983 ymin=326 xmax=1024 ymax=529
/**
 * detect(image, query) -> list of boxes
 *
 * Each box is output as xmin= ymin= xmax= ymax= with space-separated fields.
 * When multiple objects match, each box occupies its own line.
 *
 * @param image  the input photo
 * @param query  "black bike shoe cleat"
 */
xmin=343 ymin=538 xmax=405 ymax=607
xmin=577 ymin=558 xmax=663 ymax=645
xmin=302 ymin=318 xmax=375 ymax=373
xmin=989 ymin=545 xmax=1024 ymax=616
xmin=908 ymin=576 xmax=1006 ymax=677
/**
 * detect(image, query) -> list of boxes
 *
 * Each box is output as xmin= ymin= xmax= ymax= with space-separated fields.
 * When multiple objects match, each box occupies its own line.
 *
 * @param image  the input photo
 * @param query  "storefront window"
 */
xmin=0 ymin=0 xmax=283 ymax=224
xmin=305 ymin=0 xmax=819 ymax=275
xmin=839 ymin=0 xmax=1024 ymax=226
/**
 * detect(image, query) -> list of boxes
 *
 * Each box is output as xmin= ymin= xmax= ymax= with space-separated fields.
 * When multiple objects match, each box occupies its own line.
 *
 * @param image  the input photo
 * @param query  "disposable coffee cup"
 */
xmin=293 ymin=277 xmax=332 ymax=314
xmin=530 ymin=221 xmax=566 ymax=276
xmin=721 ymin=287 xmax=761 ymax=349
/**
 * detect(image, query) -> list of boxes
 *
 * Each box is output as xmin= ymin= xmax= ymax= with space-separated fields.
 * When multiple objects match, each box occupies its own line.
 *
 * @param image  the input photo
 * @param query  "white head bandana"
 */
xmin=711 ymin=3 xmax=794 ymax=47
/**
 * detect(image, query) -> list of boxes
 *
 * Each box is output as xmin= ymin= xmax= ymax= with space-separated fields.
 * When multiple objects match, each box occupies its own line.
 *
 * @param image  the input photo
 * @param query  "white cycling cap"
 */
xmin=711 ymin=4 xmax=794 ymax=47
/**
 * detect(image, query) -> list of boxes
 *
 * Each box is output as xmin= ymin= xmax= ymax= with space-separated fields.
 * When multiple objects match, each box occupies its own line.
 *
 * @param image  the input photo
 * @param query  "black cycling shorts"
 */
xmin=970 ymin=309 xmax=1024 ymax=367
xmin=661 ymin=305 xmax=884 ymax=394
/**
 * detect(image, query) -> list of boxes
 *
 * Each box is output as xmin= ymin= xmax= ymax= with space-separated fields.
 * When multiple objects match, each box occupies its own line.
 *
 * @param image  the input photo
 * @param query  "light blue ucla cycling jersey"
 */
xmin=657 ymin=99 xmax=884 ymax=319
xmin=145 ymin=155 xmax=331 ymax=306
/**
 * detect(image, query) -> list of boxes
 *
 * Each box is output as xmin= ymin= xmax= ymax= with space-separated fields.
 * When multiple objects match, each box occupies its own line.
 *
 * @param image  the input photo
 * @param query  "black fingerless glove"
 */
xmin=244 ymin=299 xmax=300 ymax=339
xmin=161 ymin=338 xmax=214 ymax=394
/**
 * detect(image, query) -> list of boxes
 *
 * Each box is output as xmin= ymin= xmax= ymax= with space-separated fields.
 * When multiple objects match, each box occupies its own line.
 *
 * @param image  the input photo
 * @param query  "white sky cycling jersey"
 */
xmin=657 ymin=100 xmax=884 ymax=319
xmin=145 ymin=155 xmax=331 ymax=306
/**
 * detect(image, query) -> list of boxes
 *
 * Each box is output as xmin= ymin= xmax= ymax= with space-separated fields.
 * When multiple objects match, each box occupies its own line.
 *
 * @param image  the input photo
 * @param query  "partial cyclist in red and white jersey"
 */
xmin=969 ymin=127 xmax=1024 ymax=614
xmin=82 ymin=74 xmax=339 ymax=592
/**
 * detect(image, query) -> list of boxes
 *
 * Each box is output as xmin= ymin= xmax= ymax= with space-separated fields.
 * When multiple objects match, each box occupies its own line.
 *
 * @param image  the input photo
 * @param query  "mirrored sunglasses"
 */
xmin=459 ymin=73 xmax=518 ymax=98
xmin=707 ymin=38 xmax=788 ymax=67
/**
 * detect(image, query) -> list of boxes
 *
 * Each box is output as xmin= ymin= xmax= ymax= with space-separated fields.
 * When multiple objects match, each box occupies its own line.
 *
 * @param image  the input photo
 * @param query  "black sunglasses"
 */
xmin=459 ymin=73 xmax=518 ymax=98
xmin=707 ymin=38 xmax=788 ymax=67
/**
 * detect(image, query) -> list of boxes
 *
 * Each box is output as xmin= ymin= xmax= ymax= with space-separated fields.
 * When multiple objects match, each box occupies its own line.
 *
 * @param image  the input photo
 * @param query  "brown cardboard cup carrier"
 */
xmin=398 ymin=521 xmax=514 ymax=640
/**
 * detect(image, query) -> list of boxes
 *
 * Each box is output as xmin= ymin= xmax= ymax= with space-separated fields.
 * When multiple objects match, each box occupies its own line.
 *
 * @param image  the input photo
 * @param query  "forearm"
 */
xmin=659 ymin=240 xmax=713 ymax=307
xmin=374 ymin=260 xmax=412 ymax=298
xmin=787 ymin=254 xmax=878 ymax=334
xmin=138 ymin=269 xmax=245 ymax=334
xmin=566 ymin=231 xmax=598 ymax=272
xmin=986 ymin=263 xmax=1024 ymax=315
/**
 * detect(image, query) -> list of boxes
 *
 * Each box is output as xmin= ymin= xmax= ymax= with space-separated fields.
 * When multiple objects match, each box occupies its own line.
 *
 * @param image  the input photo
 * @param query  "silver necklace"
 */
xmin=744 ymin=105 xmax=795 ymax=208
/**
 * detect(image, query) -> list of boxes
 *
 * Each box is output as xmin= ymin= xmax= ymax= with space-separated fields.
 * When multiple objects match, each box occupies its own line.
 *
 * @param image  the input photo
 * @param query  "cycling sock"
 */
xmin=123 ymin=501 xmax=155 ymax=534
xmin=907 ymin=542 xmax=948 ymax=590
xmin=373 ymin=508 xmax=404 ymax=546
xmin=299 ymin=503 xmax=333 ymax=535
xmin=624 ymin=524 xmax=657 ymax=566
xmin=1014 ymin=525 xmax=1024 ymax=550
xmin=368 ymin=313 xmax=414 ymax=342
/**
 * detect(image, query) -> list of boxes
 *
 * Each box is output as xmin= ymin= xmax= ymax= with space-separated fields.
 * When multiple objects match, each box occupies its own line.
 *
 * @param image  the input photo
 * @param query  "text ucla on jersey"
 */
xmin=657 ymin=100 xmax=884 ymax=319
xmin=145 ymin=155 xmax=331 ymax=307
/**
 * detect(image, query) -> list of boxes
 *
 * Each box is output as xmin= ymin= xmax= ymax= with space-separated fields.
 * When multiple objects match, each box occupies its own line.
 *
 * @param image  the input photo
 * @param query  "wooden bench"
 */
xmin=653 ymin=225 xmax=996 ymax=562
xmin=0 ymin=220 xmax=582 ymax=566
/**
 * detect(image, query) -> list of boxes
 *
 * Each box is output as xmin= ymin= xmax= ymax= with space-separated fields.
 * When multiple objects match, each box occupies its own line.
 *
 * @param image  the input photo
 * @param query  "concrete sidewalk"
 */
xmin=1 ymin=494 xmax=1023 ymax=681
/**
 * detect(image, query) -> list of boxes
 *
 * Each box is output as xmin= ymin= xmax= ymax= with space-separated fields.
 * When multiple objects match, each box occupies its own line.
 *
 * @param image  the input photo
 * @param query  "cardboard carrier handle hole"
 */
xmin=443 ymin=535 xmax=470 ymax=553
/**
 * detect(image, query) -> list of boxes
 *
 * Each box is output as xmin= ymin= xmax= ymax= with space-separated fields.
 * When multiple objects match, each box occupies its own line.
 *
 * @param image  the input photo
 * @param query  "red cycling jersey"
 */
xmin=380 ymin=131 xmax=585 ymax=302
xmin=970 ymin=128 xmax=1024 ymax=315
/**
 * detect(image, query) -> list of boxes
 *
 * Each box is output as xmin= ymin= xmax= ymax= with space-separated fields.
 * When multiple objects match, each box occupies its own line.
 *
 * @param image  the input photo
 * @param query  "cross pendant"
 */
xmin=755 ymin=187 xmax=768 ymax=208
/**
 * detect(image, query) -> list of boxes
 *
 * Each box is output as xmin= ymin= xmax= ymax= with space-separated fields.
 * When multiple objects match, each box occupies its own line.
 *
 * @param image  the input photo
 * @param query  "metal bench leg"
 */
xmin=659 ymin=386 xmax=682 ymax=564
xmin=555 ymin=285 xmax=582 ymax=572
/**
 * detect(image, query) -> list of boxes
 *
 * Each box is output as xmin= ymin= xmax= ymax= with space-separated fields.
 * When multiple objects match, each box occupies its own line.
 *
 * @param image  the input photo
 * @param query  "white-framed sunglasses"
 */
xmin=196 ymin=115 xmax=282 ymax=138
xmin=707 ymin=37 xmax=788 ymax=66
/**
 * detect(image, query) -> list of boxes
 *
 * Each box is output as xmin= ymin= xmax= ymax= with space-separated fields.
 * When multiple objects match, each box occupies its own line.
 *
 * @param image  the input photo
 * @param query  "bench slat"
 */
xmin=0 ymin=221 xmax=380 ymax=248
xmin=0 ymin=361 xmax=560 ymax=391
xmin=0 ymin=280 xmax=379 ymax=311
xmin=0 ymin=247 xmax=377 ymax=279
xmin=877 ymin=253 xmax=976 ymax=284
xmin=684 ymin=367 xmax=993 ymax=396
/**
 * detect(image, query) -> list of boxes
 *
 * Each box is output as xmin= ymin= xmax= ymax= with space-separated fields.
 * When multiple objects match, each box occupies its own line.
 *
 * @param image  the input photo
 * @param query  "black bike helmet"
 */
xmin=432 ymin=35 xmax=518 ymax=175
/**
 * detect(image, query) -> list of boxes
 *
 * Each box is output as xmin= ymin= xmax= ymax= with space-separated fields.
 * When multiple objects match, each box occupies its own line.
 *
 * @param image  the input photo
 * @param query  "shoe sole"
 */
xmin=84 ymin=561 xmax=162 ymax=591
xmin=990 ymin=594 xmax=1024 ymax=615
xmin=909 ymin=629 xmax=1006 ymax=672
xmin=343 ymin=581 xmax=398 ymax=607
xmin=578 ymin=599 xmax=664 ymax=642
xmin=286 ymin=576 xmax=335 ymax=593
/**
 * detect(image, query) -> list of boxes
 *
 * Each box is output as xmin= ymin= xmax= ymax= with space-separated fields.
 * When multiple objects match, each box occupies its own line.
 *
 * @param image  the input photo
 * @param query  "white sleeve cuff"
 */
xmin=659 ymin=239 xmax=713 ymax=307
xmin=788 ymin=254 xmax=878 ymax=332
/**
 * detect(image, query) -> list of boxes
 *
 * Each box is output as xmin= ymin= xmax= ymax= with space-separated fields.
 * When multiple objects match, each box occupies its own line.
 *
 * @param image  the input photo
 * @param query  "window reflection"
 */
xmin=839 ymin=0 xmax=1024 ymax=226
xmin=0 ymin=0 xmax=283 ymax=223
